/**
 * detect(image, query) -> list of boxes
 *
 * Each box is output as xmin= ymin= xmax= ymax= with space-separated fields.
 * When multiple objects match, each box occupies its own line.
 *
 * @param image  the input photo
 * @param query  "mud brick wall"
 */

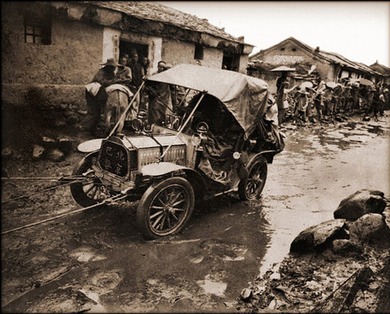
xmin=2 ymin=2 xmax=104 ymax=128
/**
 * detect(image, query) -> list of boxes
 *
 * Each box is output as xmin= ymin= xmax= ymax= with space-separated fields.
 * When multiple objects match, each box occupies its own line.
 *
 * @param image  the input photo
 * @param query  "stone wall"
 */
xmin=161 ymin=38 xmax=224 ymax=69
xmin=2 ymin=2 xmax=105 ymax=139
xmin=2 ymin=3 xmax=103 ymax=87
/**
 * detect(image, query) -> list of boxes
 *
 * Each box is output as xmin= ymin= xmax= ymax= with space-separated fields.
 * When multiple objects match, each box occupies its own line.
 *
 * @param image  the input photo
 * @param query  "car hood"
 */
xmin=77 ymin=134 xmax=185 ymax=153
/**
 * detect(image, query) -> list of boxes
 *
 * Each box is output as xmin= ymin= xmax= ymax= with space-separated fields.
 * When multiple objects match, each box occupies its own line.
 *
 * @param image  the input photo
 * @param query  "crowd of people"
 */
xmin=274 ymin=74 xmax=389 ymax=128
xmin=83 ymin=55 xmax=389 ymax=137
xmin=83 ymin=50 xmax=176 ymax=136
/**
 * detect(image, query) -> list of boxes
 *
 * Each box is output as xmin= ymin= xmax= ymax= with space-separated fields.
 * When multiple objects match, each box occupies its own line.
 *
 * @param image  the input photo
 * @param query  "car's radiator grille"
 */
xmin=138 ymin=145 xmax=186 ymax=168
xmin=99 ymin=140 xmax=129 ymax=177
xmin=139 ymin=147 xmax=161 ymax=168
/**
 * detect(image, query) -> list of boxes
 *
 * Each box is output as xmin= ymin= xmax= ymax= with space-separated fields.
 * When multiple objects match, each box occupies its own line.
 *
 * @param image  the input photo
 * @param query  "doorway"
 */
xmin=222 ymin=53 xmax=240 ymax=71
xmin=119 ymin=41 xmax=149 ymax=60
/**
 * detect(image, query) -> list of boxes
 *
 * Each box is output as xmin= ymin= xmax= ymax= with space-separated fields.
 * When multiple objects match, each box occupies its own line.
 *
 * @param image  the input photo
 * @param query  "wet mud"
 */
xmin=1 ymin=115 xmax=389 ymax=312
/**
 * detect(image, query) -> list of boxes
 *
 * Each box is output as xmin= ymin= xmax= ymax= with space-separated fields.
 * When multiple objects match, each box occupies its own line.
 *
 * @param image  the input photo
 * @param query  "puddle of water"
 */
xmin=189 ymin=255 xmax=205 ymax=264
xmin=258 ymin=118 xmax=390 ymax=276
xmin=69 ymin=247 xmax=106 ymax=262
xmin=367 ymin=125 xmax=385 ymax=135
xmin=197 ymin=274 xmax=227 ymax=297
xmin=221 ymin=248 xmax=247 ymax=261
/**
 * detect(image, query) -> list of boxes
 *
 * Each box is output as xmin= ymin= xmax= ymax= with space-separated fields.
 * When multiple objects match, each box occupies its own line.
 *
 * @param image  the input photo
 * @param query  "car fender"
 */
xmin=72 ymin=151 xmax=99 ymax=174
xmin=256 ymin=150 xmax=279 ymax=164
xmin=77 ymin=138 xmax=103 ymax=153
xmin=248 ymin=151 xmax=271 ymax=166
xmin=141 ymin=162 xmax=207 ymax=198
xmin=140 ymin=162 xmax=189 ymax=177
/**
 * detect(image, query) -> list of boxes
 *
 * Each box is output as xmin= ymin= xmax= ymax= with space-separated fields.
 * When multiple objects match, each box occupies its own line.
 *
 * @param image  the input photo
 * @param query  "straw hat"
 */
xmin=101 ymin=58 xmax=119 ymax=67
xmin=297 ymin=88 xmax=309 ymax=95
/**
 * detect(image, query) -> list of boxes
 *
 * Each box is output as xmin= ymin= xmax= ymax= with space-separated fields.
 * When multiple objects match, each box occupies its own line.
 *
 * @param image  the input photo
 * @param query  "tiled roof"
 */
xmin=250 ymin=37 xmax=381 ymax=76
xmin=370 ymin=62 xmax=390 ymax=75
xmin=319 ymin=50 xmax=378 ymax=75
xmin=82 ymin=1 xmax=245 ymax=44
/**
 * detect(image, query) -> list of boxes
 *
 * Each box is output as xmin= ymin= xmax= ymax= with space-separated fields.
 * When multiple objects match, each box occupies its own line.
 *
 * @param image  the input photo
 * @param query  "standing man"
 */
xmin=116 ymin=54 xmax=132 ymax=88
xmin=140 ymin=56 xmax=150 ymax=77
xmin=276 ymin=79 xmax=297 ymax=126
xmin=322 ymin=86 xmax=334 ymax=119
xmin=145 ymin=61 xmax=173 ymax=126
xmin=276 ymin=72 xmax=288 ymax=92
xmin=84 ymin=58 xmax=119 ymax=136
xmin=127 ymin=50 xmax=144 ymax=92
xmin=275 ymin=72 xmax=289 ymax=126
xmin=127 ymin=50 xmax=145 ymax=111
xmin=313 ymin=81 xmax=326 ymax=120
xmin=295 ymin=88 xmax=309 ymax=125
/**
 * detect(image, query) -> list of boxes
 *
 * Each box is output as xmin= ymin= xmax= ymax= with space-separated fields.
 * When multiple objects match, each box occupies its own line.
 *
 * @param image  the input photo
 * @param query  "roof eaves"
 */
xmin=250 ymin=36 xmax=332 ymax=64
xmin=82 ymin=1 xmax=250 ymax=46
xmin=321 ymin=50 xmax=378 ymax=75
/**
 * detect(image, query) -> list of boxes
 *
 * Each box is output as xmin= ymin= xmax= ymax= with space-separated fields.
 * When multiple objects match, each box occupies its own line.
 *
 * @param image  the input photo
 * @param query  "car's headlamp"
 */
xmin=131 ymin=118 xmax=143 ymax=132
xmin=233 ymin=152 xmax=241 ymax=160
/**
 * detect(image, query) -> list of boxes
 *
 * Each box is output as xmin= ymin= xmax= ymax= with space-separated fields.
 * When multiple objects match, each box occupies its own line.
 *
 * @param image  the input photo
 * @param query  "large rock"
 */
xmin=32 ymin=144 xmax=45 ymax=160
xmin=334 ymin=189 xmax=386 ymax=221
xmin=290 ymin=219 xmax=347 ymax=254
xmin=348 ymin=213 xmax=388 ymax=243
xmin=383 ymin=208 xmax=390 ymax=232
xmin=331 ymin=239 xmax=363 ymax=256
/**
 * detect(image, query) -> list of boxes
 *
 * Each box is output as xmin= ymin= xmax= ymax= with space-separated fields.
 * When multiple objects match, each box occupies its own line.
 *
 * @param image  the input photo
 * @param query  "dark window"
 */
xmin=24 ymin=13 xmax=52 ymax=45
xmin=280 ymin=47 xmax=285 ymax=51
xmin=291 ymin=47 xmax=297 ymax=52
xmin=194 ymin=44 xmax=204 ymax=60
xmin=222 ymin=53 xmax=240 ymax=72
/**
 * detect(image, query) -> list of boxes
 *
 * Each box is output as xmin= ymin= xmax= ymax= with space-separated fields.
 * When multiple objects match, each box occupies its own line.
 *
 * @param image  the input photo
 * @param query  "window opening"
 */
xmin=194 ymin=44 xmax=204 ymax=60
xmin=24 ymin=13 xmax=51 ymax=45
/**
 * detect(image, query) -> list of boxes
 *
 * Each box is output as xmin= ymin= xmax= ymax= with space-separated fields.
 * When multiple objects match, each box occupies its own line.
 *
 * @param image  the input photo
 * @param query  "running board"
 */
xmin=205 ymin=187 xmax=238 ymax=199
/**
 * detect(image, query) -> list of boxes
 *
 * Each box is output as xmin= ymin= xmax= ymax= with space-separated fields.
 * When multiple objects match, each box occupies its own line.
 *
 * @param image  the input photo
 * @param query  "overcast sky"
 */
xmin=160 ymin=1 xmax=389 ymax=67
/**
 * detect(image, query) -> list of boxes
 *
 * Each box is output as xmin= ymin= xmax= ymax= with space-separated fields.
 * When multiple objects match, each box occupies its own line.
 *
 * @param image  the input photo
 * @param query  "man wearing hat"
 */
xmin=145 ymin=60 xmax=174 ymax=126
xmin=276 ymin=80 xmax=297 ymax=126
xmin=295 ymin=88 xmax=310 ymax=124
xmin=83 ymin=58 xmax=120 ymax=136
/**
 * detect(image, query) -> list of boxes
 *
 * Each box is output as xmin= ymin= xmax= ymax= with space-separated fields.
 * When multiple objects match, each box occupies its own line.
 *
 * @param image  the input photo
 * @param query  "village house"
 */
xmin=1 ymin=1 xmax=254 ymax=128
xmin=247 ymin=37 xmax=383 ymax=93
xmin=370 ymin=61 xmax=390 ymax=86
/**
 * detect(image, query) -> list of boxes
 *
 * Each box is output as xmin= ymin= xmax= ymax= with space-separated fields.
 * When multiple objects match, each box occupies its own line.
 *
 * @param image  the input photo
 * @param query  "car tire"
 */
xmin=136 ymin=177 xmax=195 ymax=239
xmin=238 ymin=156 xmax=268 ymax=201
xmin=70 ymin=153 xmax=108 ymax=207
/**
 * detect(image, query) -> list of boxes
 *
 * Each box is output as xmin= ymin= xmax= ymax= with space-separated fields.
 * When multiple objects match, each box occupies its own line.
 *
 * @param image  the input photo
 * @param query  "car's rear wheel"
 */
xmin=238 ymin=156 xmax=268 ymax=201
xmin=70 ymin=153 xmax=109 ymax=207
xmin=136 ymin=177 xmax=195 ymax=239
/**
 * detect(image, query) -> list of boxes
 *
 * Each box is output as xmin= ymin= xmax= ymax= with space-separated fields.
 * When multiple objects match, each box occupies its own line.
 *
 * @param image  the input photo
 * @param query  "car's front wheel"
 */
xmin=70 ymin=153 xmax=109 ymax=207
xmin=238 ymin=156 xmax=268 ymax=201
xmin=136 ymin=177 xmax=195 ymax=239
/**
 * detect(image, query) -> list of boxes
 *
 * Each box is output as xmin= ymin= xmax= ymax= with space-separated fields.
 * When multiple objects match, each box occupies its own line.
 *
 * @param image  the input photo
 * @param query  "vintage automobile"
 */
xmin=70 ymin=64 xmax=284 ymax=239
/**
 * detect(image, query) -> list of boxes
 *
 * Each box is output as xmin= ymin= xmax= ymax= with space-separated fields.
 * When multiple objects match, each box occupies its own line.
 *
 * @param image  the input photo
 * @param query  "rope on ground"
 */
xmin=1 ymin=193 xmax=129 ymax=235
xmin=1 ymin=177 xmax=88 ymax=205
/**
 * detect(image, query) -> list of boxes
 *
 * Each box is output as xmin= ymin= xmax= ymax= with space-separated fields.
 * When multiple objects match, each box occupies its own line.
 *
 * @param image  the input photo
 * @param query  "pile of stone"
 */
xmin=238 ymin=189 xmax=390 ymax=313
xmin=32 ymin=136 xmax=75 ymax=162
xmin=291 ymin=189 xmax=389 ymax=255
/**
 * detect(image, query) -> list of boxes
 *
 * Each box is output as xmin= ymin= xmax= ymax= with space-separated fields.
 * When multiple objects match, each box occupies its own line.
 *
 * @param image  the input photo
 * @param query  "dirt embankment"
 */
xmin=238 ymin=198 xmax=390 ymax=313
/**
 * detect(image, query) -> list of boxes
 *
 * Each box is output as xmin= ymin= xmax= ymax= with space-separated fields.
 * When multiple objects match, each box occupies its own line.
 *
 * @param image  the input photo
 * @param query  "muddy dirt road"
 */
xmin=2 ymin=115 xmax=389 ymax=313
